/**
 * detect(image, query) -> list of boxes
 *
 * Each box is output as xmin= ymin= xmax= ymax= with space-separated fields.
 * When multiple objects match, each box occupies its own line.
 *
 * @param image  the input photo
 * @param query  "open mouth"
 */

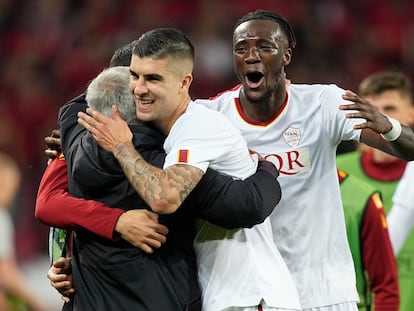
xmin=137 ymin=98 xmax=155 ymax=106
xmin=245 ymin=71 xmax=264 ymax=89
xmin=141 ymin=100 xmax=154 ymax=105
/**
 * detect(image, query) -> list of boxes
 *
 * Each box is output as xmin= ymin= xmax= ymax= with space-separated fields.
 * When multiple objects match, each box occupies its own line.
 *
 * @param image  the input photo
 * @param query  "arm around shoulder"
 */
xmin=35 ymin=156 xmax=124 ymax=240
xmin=192 ymin=160 xmax=281 ymax=229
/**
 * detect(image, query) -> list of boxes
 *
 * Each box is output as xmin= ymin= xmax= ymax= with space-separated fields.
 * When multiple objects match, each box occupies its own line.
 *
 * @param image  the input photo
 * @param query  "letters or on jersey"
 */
xmin=196 ymin=84 xmax=362 ymax=308
xmin=163 ymin=102 xmax=301 ymax=311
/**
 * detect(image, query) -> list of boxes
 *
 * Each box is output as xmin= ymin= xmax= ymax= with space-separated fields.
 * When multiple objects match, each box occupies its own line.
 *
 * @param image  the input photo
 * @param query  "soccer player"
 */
xmin=37 ymin=41 xmax=288 ymax=311
xmin=78 ymin=28 xmax=301 ymax=311
xmin=388 ymin=161 xmax=414 ymax=255
xmin=338 ymin=168 xmax=399 ymax=310
xmin=192 ymin=10 xmax=414 ymax=311
xmin=337 ymin=70 xmax=414 ymax=311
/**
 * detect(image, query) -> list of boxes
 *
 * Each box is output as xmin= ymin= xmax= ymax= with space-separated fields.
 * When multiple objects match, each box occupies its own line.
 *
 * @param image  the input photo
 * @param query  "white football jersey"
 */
xmin=164 ymin=101 xmax=301 ymax=311
xmin=392 ymin=161 xmax=414 ymax=209
xmin=387 ymin=161 xmax=414 ymax=254
xmin=196 ymin=83 xmax=361 ymax=309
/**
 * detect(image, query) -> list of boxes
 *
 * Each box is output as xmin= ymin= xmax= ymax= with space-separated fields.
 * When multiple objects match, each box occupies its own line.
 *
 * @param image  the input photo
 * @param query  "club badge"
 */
xmin=283 ymin=126 xmax=301 ymax=147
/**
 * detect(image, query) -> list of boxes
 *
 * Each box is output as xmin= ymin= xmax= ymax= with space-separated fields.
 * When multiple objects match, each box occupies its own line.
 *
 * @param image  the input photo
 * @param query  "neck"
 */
xmin=158 ymin=96 xmax=191 ymax=135
xmin=239 ymin=85 xmax=287 ymax=123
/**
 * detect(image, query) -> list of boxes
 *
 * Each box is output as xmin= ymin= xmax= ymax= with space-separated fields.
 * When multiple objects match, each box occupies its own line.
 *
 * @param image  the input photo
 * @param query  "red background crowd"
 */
xmin=1 ymin=0 xmax=414 ymax=263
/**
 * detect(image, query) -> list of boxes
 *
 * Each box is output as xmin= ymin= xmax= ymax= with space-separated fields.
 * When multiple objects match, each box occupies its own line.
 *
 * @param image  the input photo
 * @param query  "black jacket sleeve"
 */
xmin=184 ymin=160 xmax=281 ymax=229
xmin=59 ymin=96 xmax=281 ymax=229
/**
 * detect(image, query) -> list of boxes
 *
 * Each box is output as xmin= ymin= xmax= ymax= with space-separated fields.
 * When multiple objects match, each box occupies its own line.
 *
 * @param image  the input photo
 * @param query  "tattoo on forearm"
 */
xmin=114 ymin=141 xmax=203 ymax=211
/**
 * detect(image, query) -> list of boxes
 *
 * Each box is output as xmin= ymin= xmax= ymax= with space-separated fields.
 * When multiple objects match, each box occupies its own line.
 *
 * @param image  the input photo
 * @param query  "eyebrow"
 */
xmin=145 ymin=73 xmax=164 ymax=81
xmin=129 ymin=69 xmax=164 ymax=81
xmin=382 ymin=104 xmax=398 ymax=111
xmin=129 ymin=69 xmax=138 ymax=77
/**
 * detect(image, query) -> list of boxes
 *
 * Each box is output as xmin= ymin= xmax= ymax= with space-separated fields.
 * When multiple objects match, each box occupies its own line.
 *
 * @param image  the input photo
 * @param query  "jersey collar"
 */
xmin=234 ymin=91 xmax=289 ymax=127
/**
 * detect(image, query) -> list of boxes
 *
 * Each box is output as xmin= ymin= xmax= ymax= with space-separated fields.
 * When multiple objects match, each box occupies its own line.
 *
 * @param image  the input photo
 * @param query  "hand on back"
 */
xmin=115 ymin=209 xmax=169 ymax=254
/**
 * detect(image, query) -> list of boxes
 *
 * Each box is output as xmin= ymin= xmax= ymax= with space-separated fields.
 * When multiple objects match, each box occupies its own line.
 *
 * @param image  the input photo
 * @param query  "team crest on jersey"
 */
xmin=283 ymin=126 xmax=301 ymax=147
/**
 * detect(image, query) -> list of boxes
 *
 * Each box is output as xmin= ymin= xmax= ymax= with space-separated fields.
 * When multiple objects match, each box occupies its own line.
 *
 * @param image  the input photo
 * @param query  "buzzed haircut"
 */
xmin=132 ymin=28 xmax=195 ymax=62
xmin=235 ymin=9 xmax=297 ymax=49
xmin=359 ymin=71 xmax=413 ymax=104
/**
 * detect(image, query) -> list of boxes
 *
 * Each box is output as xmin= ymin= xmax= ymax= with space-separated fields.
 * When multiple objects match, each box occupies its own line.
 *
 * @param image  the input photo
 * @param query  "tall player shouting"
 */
xmin=194 ymin=9 xmax=414 ymax=311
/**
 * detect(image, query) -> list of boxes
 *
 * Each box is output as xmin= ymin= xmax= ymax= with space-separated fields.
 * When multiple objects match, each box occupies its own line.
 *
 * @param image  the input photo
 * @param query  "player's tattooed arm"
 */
xmin=114 ymin=141 xmax=204 ymax=214
xmin=78 ymin=106 xmax=204 ymax=213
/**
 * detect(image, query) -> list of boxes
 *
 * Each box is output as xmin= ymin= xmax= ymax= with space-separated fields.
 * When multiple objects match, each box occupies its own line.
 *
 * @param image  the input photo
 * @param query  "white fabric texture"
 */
xmin=387 ymin=161 xmax=414 ymax=254
xmin=196 ymin=83 xmax=361 ymax=309
xmin=163 ymin=101 xmax=301 ymax=311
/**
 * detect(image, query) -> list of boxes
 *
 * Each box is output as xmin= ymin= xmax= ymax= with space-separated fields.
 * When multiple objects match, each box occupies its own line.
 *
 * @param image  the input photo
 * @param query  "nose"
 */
xmin=245 ymin=47 xmax=260 ymax=63
xmin=130 ymin=77 xmax=148 ymax=96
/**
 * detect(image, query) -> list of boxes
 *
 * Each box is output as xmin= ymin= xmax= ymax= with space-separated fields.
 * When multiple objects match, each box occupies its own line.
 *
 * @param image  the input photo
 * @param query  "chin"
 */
xmin=136 ymin=113 xmax=151 ymax=122
xmin=245 ymin=88 xmax=272 ymax=104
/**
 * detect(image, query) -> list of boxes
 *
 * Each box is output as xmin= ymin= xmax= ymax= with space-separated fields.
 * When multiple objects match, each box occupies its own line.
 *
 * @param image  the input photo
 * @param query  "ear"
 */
xmin=181 ymin=73 xmax=193 ymax=90
xmin=283 ymin=48 xmax=292 ymax=66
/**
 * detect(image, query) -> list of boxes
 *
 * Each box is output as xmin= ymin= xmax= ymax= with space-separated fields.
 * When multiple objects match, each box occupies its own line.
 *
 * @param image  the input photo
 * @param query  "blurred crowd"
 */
xmin=1 ymin=0 xmax=414 ymax=263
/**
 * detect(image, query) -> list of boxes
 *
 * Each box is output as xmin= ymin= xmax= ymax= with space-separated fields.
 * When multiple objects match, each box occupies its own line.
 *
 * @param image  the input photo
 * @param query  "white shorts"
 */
xmin=223 ymin=307 xmax=296 ymax=311
xmin=223 ymin=300 xmax=299 ymax=311
xmin=304 ymin=302 xmax=358 ymax=311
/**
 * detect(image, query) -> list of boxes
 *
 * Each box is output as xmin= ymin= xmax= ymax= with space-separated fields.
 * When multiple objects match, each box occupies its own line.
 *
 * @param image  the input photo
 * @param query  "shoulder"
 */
xmin=171 ymin=103 xmax=240 ymax=138
xmin=208 ymin=84 xmax=242 ymax=100
xmin=289 ymin=83 xmax=343 ymax=92
xmin=289 ymin=83 xmax=345 ymax=103
xmin=130 ymin=123 xmax=165 ymax=146
xmin=194 ymin=85 xmax=241 ymax=110
xmin=58 ymin=93 xmax=87 ymax=121
xmin=336 ymin=151 xmax=361 ymax=164
xmin=286 ymin=84 xmax=346 ymax=122
xmin=186 ymin=101 xmax=231 ymax=122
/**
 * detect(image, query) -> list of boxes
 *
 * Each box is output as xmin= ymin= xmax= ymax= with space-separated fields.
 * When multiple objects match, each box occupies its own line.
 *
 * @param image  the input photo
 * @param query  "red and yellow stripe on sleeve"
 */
xmin=177 ymin=149 xmax=189 ymax=163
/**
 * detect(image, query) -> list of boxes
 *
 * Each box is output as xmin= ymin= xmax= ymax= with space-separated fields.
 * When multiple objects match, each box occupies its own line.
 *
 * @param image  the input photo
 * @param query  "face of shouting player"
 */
xmin=233 ymin=19 xmax=291 ymax=105
xmin=129 ymin=54 xmax=193 ymax=134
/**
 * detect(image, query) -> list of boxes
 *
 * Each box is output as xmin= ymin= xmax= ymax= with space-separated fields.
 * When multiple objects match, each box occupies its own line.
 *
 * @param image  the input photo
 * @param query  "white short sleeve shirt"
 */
xmin=163 ymin=101 xmax=301 ymax=311
xmin=196 ymin=84 xmax=361 ymax=309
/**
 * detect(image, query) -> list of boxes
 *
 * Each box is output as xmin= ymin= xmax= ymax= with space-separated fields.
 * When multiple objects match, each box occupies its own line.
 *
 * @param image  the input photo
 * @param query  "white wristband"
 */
xmin=380 ymin=117 xmax=402 ymax=141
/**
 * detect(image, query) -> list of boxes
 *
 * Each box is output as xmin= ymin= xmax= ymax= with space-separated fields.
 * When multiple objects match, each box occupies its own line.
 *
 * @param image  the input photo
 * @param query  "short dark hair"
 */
xmin=359 ymin=70 xmax=413 ymax=104
xmin=109 ymin=40 xmax=138 ymax=67
xmin=235 ymin=10 xmax=296 ymax=49
xmin=132 ymin=28 xmax=194 ymax=62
